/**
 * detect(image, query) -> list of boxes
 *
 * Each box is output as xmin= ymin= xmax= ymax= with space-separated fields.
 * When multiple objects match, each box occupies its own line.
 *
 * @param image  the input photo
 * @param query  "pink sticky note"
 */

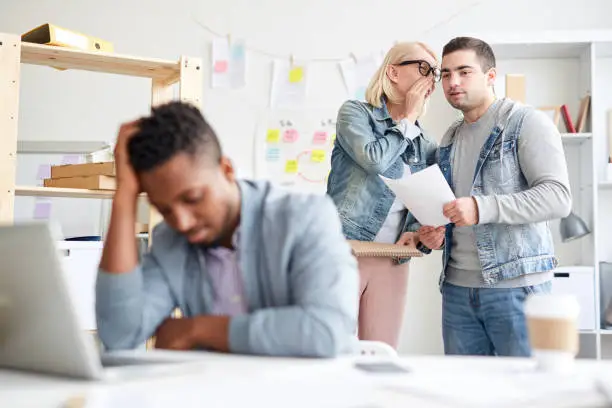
xmin=33 ymin=201 xmax=52 ymax=219
xmin=312 ymin=131 xmax=328 ymax=144
xmin=214 ymin=60 xmax=228 ymax=73
xmin=282 ymin=129 xmax=299 ymax=143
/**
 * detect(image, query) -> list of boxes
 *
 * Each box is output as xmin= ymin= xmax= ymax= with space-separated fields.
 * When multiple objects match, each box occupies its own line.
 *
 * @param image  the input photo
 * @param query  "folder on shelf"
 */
xmin=21 ymin=23 xmax=114 ymax=53
xmin=348 ymin=240 xmax=422 ymax=259
xmin=44 ymin=175 xmax=115 ymax=190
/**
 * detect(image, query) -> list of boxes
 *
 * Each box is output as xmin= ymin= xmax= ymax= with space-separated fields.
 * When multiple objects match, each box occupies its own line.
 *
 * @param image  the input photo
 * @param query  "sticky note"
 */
xmin=61 ymin=155 xmax=80 ymax=165
xmin=312 ymin=131 xmax=328 ymax=144
xmin=266 ymin=129 xmax=280 ymax=143
xmin=33 ymin=201 xmax=51 ymax=219
xmin=231 ymin=44 xmax=245 ymax=60
xmin=266 ymin=147 xmax=281 ymax=161
xmin=284 ymin=160 xmax=298 ymax=173
xmin=288 ymin=67 xmax=304 ymax=83
xmin=214 ymin=60 xmax=228 ymax=73
xmin=36 ymin=164 xmax=51 ymax=180
xmin=282 ymin=129 xmax=299 ymax=143
xmin=311 ymin=150 xmax=326 ymax=163
xmin=330 ymin=133 xmax=336 ymax=145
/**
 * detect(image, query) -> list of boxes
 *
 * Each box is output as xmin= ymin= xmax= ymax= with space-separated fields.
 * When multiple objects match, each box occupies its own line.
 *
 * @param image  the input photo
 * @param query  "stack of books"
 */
xmin=44 ymin=162 xmax=115 ymax=190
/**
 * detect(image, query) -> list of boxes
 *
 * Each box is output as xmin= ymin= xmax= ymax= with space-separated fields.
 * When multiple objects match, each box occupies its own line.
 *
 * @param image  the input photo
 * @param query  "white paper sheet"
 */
xmin=339 ymin=53 xmax=381 ymax=100
xmin=270 ymin=59 xmax=308 ymax=109
xmin=211 ymin=37 xmax=246 ymax=89
xmin=380 ymin=164 xmax=455 ymax=227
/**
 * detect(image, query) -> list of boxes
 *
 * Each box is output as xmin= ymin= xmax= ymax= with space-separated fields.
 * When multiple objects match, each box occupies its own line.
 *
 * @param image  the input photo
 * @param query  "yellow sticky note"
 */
xmin=311 ymin=150 xmax=326 ymax=163
xmin=288 ymin=67 xmax=304 ymax=83
xmin=330 ymin=133 xmax=336 ymax=145
xmin=266 ymin=129 xmax=280 ymax=143
xmin=285 ymin=160 xmax=298 ymax=173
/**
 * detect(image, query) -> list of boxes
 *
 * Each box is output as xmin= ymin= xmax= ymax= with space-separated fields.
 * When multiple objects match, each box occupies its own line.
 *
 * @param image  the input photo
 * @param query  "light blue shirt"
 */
xmin=95 ymin=180 xmax=359 ymax=357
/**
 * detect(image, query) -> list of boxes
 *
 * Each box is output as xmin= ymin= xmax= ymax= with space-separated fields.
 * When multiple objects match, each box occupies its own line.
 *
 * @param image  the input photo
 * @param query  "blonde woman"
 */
xmin=326 ymin=42 xmax=442 ymax=349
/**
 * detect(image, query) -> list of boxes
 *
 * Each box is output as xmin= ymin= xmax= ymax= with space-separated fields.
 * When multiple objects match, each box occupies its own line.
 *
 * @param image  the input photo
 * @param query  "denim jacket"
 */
xmin=438 ymin=100 xmax=558 ymax=286
xmin=326 ymin=99 xmax=438 ymax=259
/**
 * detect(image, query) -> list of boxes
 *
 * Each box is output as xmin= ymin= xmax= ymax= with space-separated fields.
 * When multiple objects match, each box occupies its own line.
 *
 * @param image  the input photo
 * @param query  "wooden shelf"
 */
xmin=16 ymin=185 xmax=116 ymax=199
xmin=20 ymin=42 xmax=181 ymax=82
xmin=15 ymin=186 xmax=148 ymax=199
xmin=18 ymin=185 xmax=153 ymax=200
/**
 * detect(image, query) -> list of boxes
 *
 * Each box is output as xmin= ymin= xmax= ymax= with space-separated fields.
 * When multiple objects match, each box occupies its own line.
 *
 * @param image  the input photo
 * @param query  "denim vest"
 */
xmin=438 ymin=103 xmax=557 ymax=286
xmin=326 ymin=99 xmax=438 ymax=261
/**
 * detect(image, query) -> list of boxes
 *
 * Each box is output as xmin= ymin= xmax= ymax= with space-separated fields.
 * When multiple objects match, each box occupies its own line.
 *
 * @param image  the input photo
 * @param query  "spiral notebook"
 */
xmin=348 ymin=240 xmax=422 ymax=258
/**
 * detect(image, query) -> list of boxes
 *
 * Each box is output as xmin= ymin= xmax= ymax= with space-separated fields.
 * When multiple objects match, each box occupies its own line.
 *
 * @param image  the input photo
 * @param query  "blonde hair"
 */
xmin=365 ymin=42 xmax=439 ymax=108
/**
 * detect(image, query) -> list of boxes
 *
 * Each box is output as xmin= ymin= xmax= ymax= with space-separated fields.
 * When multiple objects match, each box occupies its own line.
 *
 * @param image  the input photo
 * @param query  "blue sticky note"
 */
xmin=231 ymin=44 xmax=245 ymax=60
xmin=266 ymin=147 xmax=281 ymax=161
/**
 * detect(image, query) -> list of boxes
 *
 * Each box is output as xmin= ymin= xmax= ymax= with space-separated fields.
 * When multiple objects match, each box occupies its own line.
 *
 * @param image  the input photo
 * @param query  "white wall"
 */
xmin=2 ymin=0 xmax=612 ymax=355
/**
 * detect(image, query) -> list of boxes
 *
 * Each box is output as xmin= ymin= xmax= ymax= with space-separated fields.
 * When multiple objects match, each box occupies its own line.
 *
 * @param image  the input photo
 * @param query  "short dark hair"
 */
xmin=442 ymin=37 xmax=496 ymax=72
xmin=127 ymin=101 xmax=222 ymax=172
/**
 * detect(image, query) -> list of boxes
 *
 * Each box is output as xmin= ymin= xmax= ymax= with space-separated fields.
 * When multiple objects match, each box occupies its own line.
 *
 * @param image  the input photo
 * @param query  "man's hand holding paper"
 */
xmin=380 ymin=164 xmax=455 ymax=227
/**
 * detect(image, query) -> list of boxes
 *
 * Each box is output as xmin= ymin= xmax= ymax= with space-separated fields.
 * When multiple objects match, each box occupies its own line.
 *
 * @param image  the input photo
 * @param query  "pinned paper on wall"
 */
xmin=211 ymin=36 xmax=246 ymax=88
xmin=312 ymin=131 xmax=328 ymax=144
xmin=270 ymin=60 xmax=308 ymax=109
xmin=339 ymin=53 xmax=382 ymax=100
xmin=311 ymin=150 xmax=326 ymax=163
xmin=282 ymin=129 xmax=299 ymax=143
xmin=284 ymin=160 xmax=298 ymax=173
xmin=266 ymin=129 xmax=280 ymax=143
xmin=255 ymin=111 xmax=336 ymax=195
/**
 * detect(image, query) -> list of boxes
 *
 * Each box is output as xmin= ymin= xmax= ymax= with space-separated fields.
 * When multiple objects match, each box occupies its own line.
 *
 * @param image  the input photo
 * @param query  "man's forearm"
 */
xmin=99 ymin=191 xmax=140 ymax=273
xmin=192 ymin=316 xmax=230 ymax=352
xmin=475 ymin=180 xmax=571 ymax=225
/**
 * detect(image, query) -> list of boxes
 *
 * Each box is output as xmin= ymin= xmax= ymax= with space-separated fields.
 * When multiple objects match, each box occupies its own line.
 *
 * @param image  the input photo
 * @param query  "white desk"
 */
xmin=2 ymin=353 xmax=612 ymax=408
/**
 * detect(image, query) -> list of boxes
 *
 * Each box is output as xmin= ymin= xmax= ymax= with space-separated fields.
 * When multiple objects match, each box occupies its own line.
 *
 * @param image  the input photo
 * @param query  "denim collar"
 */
xmin=371 ymin=97 xmax=391 ymax=121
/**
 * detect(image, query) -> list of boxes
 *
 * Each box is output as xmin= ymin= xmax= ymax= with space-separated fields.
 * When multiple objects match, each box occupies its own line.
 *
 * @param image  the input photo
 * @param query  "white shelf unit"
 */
xmin=0 ymin=32 xmax=203 ymax=238
xmin=484 ymin=33 xmax=612 ymax=359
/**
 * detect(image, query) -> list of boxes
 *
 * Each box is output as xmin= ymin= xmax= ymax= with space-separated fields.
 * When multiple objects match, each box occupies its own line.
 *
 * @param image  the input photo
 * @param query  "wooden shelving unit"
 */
xmin=0 ymin=32 xmax=202 ymax=238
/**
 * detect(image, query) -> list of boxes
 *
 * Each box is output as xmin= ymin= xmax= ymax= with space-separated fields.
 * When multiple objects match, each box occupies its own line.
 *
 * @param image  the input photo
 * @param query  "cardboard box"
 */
xmin=505 ymin=74 xmax=526 ymax=103
xmin=50 ymin=162 xmax=115 ymax=179
xmin=44 ymin=175 xmax=116 ymax=190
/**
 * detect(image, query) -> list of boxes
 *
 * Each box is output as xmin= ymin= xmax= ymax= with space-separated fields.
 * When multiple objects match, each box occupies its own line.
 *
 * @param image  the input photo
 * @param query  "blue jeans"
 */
xmin=442 ymin=281 xmax=552 ymax=356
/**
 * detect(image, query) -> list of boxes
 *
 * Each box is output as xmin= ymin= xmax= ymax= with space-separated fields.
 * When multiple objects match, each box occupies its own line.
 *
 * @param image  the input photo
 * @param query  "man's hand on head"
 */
xmin=114 ymin=120 xmax=142 ymax=199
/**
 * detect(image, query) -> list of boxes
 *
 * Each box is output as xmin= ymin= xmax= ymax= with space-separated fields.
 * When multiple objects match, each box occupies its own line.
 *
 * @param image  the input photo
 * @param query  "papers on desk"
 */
xmin=380 ymin=164 xmax=455 ymax=227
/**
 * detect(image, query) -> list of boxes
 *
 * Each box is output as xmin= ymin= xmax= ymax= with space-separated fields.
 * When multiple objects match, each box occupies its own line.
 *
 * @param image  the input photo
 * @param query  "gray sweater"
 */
xmin=445 ymin=98 xmax=572 ymax=288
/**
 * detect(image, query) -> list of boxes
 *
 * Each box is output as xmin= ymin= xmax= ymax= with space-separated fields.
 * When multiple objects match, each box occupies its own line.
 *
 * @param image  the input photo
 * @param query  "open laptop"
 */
xmin=0 ymin=222 xmax=206 ymax=380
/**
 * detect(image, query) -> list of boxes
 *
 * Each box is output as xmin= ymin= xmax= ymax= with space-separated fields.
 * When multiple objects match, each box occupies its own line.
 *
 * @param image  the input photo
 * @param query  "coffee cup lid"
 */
xmin=524 ymin=293 xmax=580 ymax=319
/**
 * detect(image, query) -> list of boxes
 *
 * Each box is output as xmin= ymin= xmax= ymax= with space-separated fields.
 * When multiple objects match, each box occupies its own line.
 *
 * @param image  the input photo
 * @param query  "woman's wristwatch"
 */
xmin=416 ymin=241 xmax=432 ymax=254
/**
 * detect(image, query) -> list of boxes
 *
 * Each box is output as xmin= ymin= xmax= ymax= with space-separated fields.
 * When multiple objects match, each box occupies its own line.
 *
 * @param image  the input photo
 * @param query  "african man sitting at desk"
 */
xmin=95 ymin=101 xmax=359 ymax=357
